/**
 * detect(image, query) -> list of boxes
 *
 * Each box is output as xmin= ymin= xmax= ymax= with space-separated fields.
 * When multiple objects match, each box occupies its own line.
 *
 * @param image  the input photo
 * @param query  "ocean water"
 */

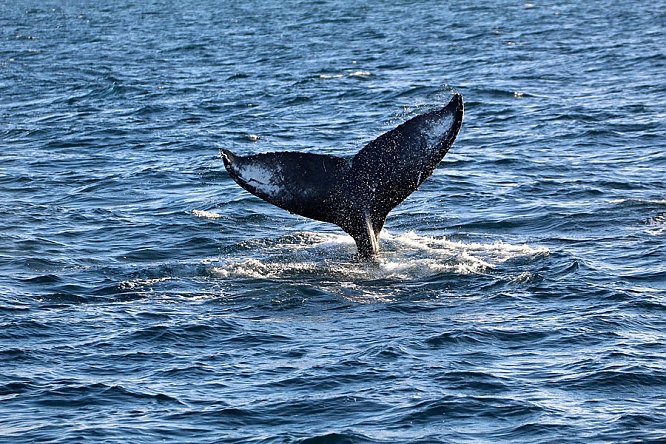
xmin=1 ymin=0 xmax=665 ymax=442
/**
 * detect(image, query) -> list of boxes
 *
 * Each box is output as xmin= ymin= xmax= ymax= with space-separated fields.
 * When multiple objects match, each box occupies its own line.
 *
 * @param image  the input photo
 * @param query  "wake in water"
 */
xmin=208 ymin=229 xmax=549 ymax=282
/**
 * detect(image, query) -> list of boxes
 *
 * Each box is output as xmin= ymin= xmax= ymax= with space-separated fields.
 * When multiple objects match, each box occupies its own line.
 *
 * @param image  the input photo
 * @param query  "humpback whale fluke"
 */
xmin=222 ymin=93 xmax=464 ymax=258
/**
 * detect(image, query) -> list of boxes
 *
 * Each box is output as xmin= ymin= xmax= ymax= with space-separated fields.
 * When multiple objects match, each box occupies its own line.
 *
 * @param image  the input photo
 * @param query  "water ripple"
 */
xmin=2 ymin=0 xmax=665 ymax=442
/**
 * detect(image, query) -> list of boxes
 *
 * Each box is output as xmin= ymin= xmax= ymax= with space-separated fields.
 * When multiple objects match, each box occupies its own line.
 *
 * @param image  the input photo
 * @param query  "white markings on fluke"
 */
xmin=235 ymin=163 xmax=283 ymax=198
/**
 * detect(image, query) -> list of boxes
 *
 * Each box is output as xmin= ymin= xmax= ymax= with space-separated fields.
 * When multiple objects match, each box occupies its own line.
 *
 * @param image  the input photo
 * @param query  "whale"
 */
xmin=221 ymin=93 xmax=464 ymax=258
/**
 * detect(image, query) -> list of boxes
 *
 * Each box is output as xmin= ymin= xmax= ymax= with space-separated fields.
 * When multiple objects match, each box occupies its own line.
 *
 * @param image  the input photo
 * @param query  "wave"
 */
xmin=608 ymin=198 xmax=666 ymax=206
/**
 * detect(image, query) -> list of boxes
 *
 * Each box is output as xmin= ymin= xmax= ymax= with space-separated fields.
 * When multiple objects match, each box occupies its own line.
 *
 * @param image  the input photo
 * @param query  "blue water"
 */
xmin=2 ymin=1 xmax=666 ymax=442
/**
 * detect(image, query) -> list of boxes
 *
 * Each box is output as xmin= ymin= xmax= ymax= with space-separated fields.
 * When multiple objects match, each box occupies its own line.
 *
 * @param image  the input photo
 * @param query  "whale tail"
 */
xmin=222 ymin=93 xmax=464 ymax=258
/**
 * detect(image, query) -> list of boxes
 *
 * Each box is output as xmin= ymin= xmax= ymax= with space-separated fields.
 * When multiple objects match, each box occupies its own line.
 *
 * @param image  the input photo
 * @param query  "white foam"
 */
xmin=118 ymin=277 xmax=173 ymax=290
xmin=211 ymin=230 xmax=549 ymax=282
xmin=192 ymin=209 xmax=222 ymax=219
xmin=368 ymin=231 xmax=548 ymax=279
xmin=384 ymin=231 xmax=548 ymax=256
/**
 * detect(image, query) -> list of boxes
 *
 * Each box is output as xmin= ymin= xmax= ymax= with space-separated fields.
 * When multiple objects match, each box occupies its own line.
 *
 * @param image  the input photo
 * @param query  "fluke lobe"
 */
xmin=221 ymin=93 xmax=464 ymax=258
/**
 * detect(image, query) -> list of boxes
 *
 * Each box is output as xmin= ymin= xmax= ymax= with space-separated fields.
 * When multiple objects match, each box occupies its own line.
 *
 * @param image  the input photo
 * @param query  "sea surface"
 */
xmin=2 ymin=1 xmax=665 ymax=442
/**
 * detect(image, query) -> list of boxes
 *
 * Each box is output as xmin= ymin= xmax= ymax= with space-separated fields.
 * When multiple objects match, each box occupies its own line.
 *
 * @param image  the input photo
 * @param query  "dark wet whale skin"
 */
xmin=222 ymin=94 xmax=464 ymax=258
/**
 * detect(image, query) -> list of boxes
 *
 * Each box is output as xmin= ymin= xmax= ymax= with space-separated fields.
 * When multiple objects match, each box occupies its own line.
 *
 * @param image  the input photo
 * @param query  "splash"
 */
xmin=211 ymin=231 xmax=549 ymax=281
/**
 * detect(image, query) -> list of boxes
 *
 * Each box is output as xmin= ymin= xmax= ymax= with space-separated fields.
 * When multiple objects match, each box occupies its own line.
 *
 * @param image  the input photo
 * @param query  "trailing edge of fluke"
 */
xmin=222 ymin=93 xmax=464 ymax=258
